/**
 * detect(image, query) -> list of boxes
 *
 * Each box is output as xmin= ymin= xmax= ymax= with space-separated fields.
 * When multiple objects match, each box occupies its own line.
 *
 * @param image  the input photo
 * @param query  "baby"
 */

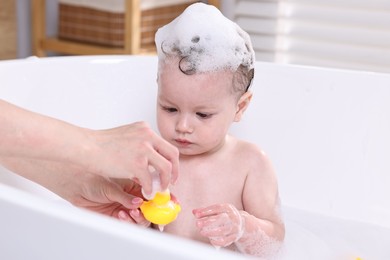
xmin=152 ymin=3 xmax=285 ymax=257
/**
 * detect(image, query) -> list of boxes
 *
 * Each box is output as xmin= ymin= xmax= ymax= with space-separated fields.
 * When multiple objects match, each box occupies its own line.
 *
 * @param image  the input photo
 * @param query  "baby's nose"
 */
xmin=175 ymin=115 xmax=193 ymax=133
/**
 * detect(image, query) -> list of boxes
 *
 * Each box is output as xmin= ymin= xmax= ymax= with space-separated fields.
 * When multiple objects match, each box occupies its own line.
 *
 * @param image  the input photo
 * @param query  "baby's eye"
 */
xmin=196 ymin=112 xmax=212 ymax=119
xmin=162 ymin=106 xmax=177 ymax=113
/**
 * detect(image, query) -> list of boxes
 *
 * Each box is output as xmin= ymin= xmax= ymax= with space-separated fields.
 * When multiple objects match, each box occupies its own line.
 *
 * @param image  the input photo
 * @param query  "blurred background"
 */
xmin=1 ymin=0 xmax=390 ymax=73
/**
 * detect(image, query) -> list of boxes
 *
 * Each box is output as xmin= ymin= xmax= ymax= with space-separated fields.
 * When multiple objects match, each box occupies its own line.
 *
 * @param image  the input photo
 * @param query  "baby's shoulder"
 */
xmin=228 ymin=137 xmax=277 ymax=184
xmin=230 ymin=136 xmax=271 ymax=168
xmin=230 ymin=136 xmax=263 ymax=155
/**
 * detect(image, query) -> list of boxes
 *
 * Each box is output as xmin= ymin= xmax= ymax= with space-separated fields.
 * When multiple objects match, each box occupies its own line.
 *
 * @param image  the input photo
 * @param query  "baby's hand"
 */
xmin=192 ymin=204 xmax=244 ymax=247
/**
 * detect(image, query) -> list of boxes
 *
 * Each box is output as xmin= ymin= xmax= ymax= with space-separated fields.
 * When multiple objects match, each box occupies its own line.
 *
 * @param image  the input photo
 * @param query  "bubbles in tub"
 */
xmin=234 ymin=228 xmax=283 ymax=259
xmin=155 ymin=3 xmax=255 ymax=73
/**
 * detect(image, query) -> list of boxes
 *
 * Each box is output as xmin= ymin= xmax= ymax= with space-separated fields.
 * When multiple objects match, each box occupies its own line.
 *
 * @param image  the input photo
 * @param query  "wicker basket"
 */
xmin=58 ymin=1 xmax=195 ymax=48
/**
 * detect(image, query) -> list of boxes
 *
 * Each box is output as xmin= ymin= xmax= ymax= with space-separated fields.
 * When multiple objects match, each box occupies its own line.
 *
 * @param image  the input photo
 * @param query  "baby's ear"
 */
xmin=234 ymin=91 xmax=253 ymax=122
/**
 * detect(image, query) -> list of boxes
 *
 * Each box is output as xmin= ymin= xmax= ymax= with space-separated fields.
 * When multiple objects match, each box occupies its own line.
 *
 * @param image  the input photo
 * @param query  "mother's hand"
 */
xmin=0 ymin=158 xmax=147 ymax=222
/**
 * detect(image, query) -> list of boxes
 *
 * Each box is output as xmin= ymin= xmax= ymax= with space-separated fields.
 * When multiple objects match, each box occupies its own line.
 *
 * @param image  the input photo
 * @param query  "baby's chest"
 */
xmin=164 ymin=163 xmax=247 ymax=240
xmin=173 ymin=164 xmax=246 ymax=209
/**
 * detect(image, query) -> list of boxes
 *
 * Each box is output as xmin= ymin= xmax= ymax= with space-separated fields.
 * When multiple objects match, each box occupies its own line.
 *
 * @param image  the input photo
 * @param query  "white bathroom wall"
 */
xmin=233 ymin=0 xmax=390 ymax=73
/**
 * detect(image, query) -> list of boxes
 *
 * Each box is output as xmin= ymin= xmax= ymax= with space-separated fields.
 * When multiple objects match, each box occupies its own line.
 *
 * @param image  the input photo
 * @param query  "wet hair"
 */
xmin=160 ymin=40 xmax=254 ymax=96
xmin=233 ymin=64 xmax=254 ymax=94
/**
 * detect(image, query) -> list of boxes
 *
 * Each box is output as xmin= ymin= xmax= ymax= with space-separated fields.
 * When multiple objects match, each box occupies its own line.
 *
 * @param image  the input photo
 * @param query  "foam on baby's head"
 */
xmin=155 ymin=3 xmax=255 ymax=73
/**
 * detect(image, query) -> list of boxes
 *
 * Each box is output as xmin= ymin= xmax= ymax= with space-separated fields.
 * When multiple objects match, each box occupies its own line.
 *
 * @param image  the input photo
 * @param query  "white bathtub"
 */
xmin=0 ymin=55 xmax=389 ymax=259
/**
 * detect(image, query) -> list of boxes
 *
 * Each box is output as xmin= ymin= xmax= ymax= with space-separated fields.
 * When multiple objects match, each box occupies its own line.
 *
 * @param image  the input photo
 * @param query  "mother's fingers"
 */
xmin=118 ymin=210 xmax=136 ymax=223
xmin=105 ymin=181 xmax=144 ymax=210
xmin=130 ymin=209 xmax=151 ymax=227
xmin=148 ymin=134 xmax=179 ymax=189
xmin=131 ymin=156 xmax=153 ymax=196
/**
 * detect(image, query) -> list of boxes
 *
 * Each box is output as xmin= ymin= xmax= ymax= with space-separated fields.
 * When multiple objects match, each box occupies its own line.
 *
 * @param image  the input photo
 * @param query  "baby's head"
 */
xmin=155 ymin=3 xmax=255 ymax=156
xmin=155 ymin=3 xmax=255 ymax=96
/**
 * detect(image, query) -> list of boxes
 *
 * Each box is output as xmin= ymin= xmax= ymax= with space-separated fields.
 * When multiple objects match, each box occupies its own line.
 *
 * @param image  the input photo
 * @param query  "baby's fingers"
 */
xmin=193 ymin=204 xmax=228 ymax=218
xmin=209 ymin=234 xmax=237 ymax=247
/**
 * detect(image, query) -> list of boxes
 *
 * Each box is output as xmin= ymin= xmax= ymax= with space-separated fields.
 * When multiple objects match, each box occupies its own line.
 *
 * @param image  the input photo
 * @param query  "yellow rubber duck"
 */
xmin=140 ymin=191 xmax=181 ymax=226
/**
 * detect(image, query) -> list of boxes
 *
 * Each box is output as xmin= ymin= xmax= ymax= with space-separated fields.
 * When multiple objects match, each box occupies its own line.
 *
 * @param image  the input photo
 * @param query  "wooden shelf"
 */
xmin=32 ymin=0 xmax=144 ymax=57
xmin=31 ymin=0 xmax=220 ymax=57
xmin=41 ymin=38 xmax=156 ymax=56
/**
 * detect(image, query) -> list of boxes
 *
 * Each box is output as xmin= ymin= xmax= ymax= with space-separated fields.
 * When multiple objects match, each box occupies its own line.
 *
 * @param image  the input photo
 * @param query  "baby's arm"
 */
xmin=193 ymin=147 xmax=285 ymax=257
xmin=233 ymin=148 xmax=285 ymax=256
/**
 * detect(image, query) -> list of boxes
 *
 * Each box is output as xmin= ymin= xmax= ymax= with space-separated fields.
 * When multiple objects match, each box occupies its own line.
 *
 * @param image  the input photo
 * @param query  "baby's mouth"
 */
xmin=175 ymin=138 xmax=193 ymax=146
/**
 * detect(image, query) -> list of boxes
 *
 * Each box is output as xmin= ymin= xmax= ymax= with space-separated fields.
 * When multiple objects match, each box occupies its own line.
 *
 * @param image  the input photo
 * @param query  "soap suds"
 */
xmin=155 ymin=3 xmax=255 ymax=74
